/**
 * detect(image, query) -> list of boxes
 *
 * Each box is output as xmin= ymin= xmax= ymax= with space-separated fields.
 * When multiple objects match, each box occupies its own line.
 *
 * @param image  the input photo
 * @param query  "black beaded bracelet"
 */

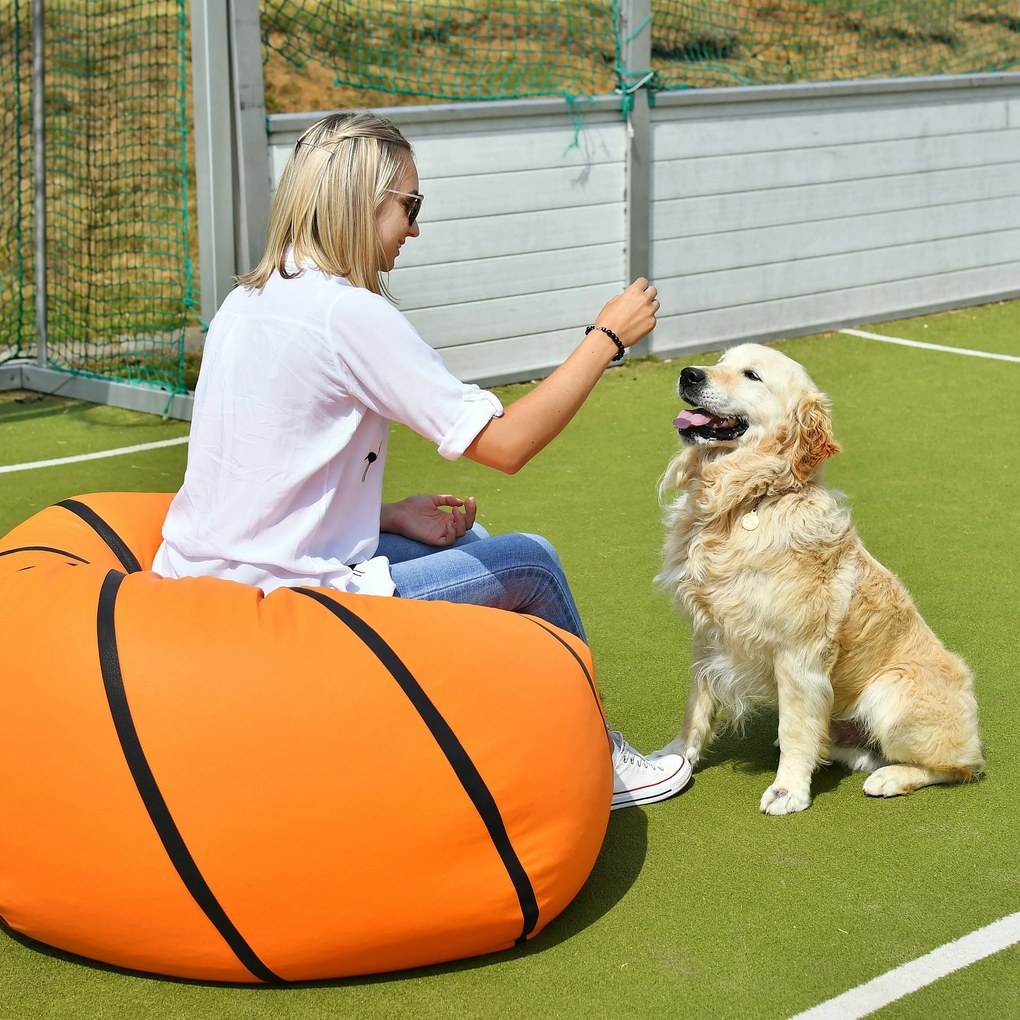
xmin=585 ymin=324 xmax=626 ymax=362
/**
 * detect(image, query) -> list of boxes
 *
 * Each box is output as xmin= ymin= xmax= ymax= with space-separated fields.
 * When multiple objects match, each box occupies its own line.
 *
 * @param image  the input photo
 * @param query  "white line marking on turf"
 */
xmin=0 ymin=435 xmax=189 ymax=474
xmin=789 ymin=911 xmax=1020 ymax=1020
xmin=840 ymin=328 xmax=1020 ymax=363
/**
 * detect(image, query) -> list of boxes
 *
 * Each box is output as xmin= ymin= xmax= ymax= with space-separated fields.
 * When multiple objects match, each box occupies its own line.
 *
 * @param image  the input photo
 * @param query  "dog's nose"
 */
xmin=680 ymin=366 xmax=706 ymax=387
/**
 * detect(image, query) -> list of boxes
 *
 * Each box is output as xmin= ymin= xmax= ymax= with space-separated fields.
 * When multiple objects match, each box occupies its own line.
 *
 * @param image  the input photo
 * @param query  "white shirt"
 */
xmin=152 ymin=264 xmax=503 ymax=595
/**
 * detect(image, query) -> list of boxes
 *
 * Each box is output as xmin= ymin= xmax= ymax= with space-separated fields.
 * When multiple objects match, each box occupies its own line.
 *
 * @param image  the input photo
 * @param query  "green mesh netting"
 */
xmin=260 ymin=0 xmax=619 ymax=102
xmin=1 ymin=0 xmax=193 ymax=393
xmin=261 ymin=0 xmax=1019 ymax=108
xmin=0 ymin=1 xmax=32 ymax=361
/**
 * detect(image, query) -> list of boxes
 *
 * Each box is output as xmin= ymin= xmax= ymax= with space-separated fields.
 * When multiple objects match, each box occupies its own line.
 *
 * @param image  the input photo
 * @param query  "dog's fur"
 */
xmin=654 ymin=343 xmax=983 ymax=815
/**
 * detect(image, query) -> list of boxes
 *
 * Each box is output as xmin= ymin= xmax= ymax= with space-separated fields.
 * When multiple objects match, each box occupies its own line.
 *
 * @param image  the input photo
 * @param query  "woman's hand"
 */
xmin=380 ymin=495 xmax=477 ymax=546
xmin=593 ymin=277 xmax=659 ymax=350
xmin=464 ymin=277 xmax=661 ymax=474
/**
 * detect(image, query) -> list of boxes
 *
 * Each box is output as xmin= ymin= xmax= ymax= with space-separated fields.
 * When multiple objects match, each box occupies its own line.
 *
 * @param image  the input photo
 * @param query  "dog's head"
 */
xmin=673 ymin=343 xmax=839 ymax=481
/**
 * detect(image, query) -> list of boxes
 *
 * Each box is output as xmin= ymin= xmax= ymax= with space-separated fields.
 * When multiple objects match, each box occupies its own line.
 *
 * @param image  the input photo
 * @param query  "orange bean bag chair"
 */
xmin=0 ymin=493 xmax=611 ymax=983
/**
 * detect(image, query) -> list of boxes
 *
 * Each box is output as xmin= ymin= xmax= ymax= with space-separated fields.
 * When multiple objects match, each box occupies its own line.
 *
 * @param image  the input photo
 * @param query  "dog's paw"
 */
xmin=679 ymin=743 xmax=702 ymax=769
xmin=759 ymin=783 xmax=812 ymax=815
xmin=651 ymin=739 xmax=701 ymax=769
xmin=862 ymin=765 xmax=922 ymax=798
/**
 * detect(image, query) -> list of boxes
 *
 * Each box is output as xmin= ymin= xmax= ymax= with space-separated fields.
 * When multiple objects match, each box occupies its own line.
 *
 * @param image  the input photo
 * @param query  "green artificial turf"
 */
xmin=1 ymin=300 xmax=1018 ymax=1019
xmin=0 ymin=391 xmax=190 ymax=535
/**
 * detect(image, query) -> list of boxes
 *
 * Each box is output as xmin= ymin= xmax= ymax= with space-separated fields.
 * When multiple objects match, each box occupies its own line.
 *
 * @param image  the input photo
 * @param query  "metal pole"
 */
xmin=31 ymin=0 xmax=47 ymax=365
xmin=619 ymin=0 xmax=653 ymax=356
xmin=228 ymin=0 xmax=271 ymax=275
xmin=190 ymin=0 xmax=238 ymax=322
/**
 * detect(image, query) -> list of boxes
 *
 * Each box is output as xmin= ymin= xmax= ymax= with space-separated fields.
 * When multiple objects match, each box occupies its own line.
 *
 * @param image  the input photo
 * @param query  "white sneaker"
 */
xmin=610 ymin=730 xmax=692 ymax=810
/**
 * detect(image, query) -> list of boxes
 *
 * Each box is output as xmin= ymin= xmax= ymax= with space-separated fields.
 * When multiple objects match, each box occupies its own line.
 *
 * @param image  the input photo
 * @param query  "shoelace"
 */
xmin=616 ymin=738 xmax=664 ymax=772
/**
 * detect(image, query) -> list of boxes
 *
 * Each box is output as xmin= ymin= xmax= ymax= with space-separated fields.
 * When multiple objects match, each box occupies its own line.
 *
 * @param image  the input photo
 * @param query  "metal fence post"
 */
xmin=190 ymin=0 xmax=237 ymax=323
xmin=228 ymin=0 xmax=271 ymax=276
xmin=619 ymin=0 xmax=653 ymax=356
xmin=31 ymin=0 xmax=47 ymax=365
xmin=190 ymin=0 xmax=270 ymax=322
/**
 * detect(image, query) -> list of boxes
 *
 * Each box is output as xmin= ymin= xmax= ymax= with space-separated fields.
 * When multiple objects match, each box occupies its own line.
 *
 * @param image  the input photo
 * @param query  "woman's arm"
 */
xmin=463 ymin=278 xmax=659 ymax=474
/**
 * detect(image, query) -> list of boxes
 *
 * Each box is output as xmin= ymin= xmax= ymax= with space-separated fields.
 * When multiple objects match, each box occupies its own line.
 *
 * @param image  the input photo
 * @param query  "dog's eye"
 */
xmin=743 ymin=370 xmax=762 ymax=382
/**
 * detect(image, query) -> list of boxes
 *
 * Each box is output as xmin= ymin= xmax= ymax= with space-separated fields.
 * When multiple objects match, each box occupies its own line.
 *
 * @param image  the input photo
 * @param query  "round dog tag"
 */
xmin=741 ymin=511 xmax=759 ymax=531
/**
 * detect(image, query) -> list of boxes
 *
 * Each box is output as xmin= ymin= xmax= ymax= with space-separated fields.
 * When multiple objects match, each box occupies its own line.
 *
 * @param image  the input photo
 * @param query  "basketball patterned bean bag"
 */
xmin=0 ymin=493 xmax=611 ymax=982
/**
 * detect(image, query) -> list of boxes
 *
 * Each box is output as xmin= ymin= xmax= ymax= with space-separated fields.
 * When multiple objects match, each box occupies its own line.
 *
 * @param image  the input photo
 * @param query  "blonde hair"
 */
xmin=238 ymin=110 xmax=414 ymax=295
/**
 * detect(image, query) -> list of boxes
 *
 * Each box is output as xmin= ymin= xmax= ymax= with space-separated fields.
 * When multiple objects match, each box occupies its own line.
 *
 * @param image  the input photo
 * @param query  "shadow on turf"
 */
xmin=0 ymin=392 xmax=95 ymax=425
xmin=0 ymin=391 xmax=173 ymax=430
xmin=694 ymin=711 xmax=866 ymax=804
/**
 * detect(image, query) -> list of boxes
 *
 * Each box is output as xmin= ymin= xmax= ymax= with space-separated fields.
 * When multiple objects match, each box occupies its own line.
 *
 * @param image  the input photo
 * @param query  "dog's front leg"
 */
xmin=655 ymin=662 xmax=716 ymax=768
xmin=760 ymin=650 xmax=833 ymax=816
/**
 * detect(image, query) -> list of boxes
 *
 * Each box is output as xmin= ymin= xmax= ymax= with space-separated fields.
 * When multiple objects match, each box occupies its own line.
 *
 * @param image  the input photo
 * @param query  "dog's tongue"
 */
xmin=673 ymin=409 xmax=716 ymax=429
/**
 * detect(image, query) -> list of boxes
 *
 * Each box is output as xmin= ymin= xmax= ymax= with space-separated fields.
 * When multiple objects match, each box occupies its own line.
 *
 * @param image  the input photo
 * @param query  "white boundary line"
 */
xmin=840 ymin=328 xmax=1020 ymax=363
xmin=0 ymin=435 xmax=189 ymax=474
xmin=789 ymin=911 xmax=1020 ymax=1019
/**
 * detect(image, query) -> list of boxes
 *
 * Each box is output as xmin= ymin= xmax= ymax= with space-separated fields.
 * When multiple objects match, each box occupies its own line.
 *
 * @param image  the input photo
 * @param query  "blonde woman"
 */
xmin=154 ymin=110 xmax=690 ymax=810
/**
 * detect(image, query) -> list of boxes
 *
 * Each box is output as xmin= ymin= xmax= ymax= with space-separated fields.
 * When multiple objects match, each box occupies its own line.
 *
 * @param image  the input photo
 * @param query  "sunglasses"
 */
xmin=386 ymin=188 xmax=424 ymax=227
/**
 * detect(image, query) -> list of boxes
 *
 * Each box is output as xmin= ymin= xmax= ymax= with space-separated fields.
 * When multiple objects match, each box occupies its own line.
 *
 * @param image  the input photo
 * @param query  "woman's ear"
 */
xmin=788 ymin=393 xmax=840 ymax=481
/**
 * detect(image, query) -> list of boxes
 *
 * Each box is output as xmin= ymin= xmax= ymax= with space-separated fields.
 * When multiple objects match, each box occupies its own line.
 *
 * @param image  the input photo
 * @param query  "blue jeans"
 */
xmin=377 ymin=525 xmax=586 ymax=642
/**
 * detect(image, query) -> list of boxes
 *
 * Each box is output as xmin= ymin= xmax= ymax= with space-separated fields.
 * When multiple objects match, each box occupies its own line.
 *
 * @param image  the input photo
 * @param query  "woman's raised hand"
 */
xmin=594 ymin=278 xmax=659 ymax=350
xmin=462 ymin=278 xmax=663 ymax=474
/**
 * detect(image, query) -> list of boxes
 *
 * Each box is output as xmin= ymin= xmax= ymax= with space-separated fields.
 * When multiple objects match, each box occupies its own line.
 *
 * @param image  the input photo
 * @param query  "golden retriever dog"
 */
xmin=653 ymin=343 xmax=983 ymax=815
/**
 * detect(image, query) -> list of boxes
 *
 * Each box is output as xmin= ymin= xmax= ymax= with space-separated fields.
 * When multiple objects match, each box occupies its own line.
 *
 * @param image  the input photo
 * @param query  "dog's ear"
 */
xmin=787 ymin=393 xmax=840 ymax=482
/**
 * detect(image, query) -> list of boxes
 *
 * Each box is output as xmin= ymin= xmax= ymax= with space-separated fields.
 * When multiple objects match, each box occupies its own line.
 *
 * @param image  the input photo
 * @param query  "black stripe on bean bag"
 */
xmin=96 ymin=570 xmax=283 ymax=984
xmin=294 ymin=586 xmax=541 ymax=945
xmin=523 ymin=617 xmax=607 ymax=728
xmin=57 ymin=499 xmax=141 ymax=574
xmin=0 ymin=545 xmax=89 ymax=564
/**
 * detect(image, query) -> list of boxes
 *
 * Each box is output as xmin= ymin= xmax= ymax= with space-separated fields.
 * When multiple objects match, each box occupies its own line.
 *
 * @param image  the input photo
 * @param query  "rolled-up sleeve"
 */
xmin=435 ymin=386 xmax=504 ymax=460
